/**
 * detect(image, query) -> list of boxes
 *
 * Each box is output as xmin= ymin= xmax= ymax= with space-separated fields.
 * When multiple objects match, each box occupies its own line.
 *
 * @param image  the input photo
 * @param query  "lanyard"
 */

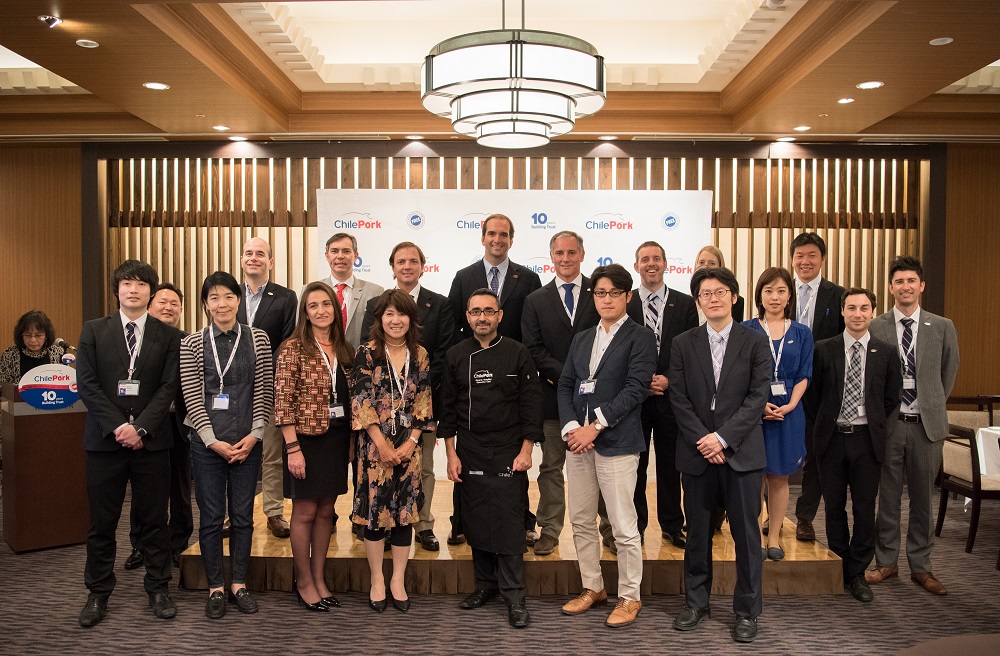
xmin=316 ymin=339 xmax=339 ymax=402
xmin=207 ymin=324 xmax=241 ymax=393
xmin=126 ymin=329 xmax=142 ymax=380
xmin=761 ymin=319 xmax=788 ymax=382
xmin=387 ymin=347 xmax=410 ymax=433
xmin=899 ymin=325 xmax=916 ymax=376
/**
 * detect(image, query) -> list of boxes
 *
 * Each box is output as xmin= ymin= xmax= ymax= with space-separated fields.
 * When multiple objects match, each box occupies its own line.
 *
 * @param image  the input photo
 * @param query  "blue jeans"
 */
xmin=190 ymin=437 xmax=262 ymax=588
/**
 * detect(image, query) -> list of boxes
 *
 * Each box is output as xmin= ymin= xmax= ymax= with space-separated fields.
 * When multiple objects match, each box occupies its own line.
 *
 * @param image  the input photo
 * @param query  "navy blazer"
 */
xmin=668 ymin=322 xmax=771 ymax=474
xmin=557 ymin=318 xmax=656 ymax=456
xmin=791 ymin=277 xmax=846 ymax=343
xmin=448 ymin=259 xmax=541 ymax=343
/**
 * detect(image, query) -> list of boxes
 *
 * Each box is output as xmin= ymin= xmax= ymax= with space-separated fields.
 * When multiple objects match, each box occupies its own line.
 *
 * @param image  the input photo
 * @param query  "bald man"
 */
xmin=236 ymin=237 xmax=298 ymax=537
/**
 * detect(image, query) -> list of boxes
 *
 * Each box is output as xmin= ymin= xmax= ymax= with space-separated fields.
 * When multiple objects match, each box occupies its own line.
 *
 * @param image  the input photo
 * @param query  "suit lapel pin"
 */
xmin=870 ymin=348 xmax=877 ymax=353
xmin=924 ymin=321 xmax=931 ymax=326
xmin=512 ymin=274 xmax=519 ymax=279
xmin=787 ymin=340 xmax=794 ymax=344
xmin=668 ymin=303 xmax=675 ymax=308
xmin=425 ymin=302 xmax=431 ymax=308
xmin=267 ymin=292 xmax=273 ymax=296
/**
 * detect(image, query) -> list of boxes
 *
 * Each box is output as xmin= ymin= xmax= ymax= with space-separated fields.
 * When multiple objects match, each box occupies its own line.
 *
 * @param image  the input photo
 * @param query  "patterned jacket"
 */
xmin=275 ymin=338 xmax=347 ymax=435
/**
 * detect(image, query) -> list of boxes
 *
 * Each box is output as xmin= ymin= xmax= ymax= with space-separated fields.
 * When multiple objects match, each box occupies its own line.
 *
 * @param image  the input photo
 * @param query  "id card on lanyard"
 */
xmin=763 ymin=319 xmax=789 ymax=397
xmin=208 ymin=324 xmax=241 ymax=410
xmin=316 ymin=340 xmax=345 ymax=419
xmin=387 ymin=349 xmax=411 ymax=431
xmin=118 ymin=325 xmax=142 ymax=397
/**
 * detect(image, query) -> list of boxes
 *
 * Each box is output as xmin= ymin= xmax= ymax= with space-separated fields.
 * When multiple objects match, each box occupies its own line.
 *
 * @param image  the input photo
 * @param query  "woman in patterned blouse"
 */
xmin=351 ymin=289 xmax=433 ymax=612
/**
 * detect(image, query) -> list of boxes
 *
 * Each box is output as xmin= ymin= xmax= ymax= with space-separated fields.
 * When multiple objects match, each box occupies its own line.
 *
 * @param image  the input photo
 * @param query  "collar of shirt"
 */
xmin=330 ymin=274 xmax=355 ymax=290
xmin=395 ymin=283 xmax=421 ymax=303
xmin=638 ymin=283 xmax=667 ymax=306
xmin=706 ymin=319 xmax=734 ymax=343
xmin=556 ymin=272 xmax=583 ymax=290
xmin=211 ymin=323 xmax=241 ymax=339
xmin=119 ymin=310 xmax=149 ymax=338
xmin=245 ymin=280 xmax=268 ymax=297
xmin=483 ymin=258 xmax=509 ymax=281
xmin=843 ymin=330 xmax=871 ymax=353
xmin=597 ymin=313 xmax=629 ymax=339
xmin=795 ymin=275 xmax=823 ymax=295
xmin=893 ymin=305 xmax=921 ymax=327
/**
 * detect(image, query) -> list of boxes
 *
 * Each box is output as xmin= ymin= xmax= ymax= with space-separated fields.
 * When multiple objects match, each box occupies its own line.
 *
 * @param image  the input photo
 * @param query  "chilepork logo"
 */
xmin=473 ymin=370 xmax=493 ymax=384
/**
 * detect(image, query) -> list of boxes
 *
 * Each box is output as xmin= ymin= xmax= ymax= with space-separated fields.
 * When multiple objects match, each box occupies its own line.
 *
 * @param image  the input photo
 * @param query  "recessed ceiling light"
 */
xmin=142 ymin=82 xmax=170 ymax=91
xmin=229 ymin=136 xmax=248 ymax=142
xmin=929 ymin=37 xmax=953 ymax=46
xmin=212 ymin=125 xmax=230 ymax=131
xmin=856 ymin=81 xmax=884 ymax=90
xmin=597 ymin=135 xmax=618 ymax=141
xmin=76 ymin=39 xmax=99 ymax=49
xmin=776 ymin=137 xmax=796 ymax=142
xmin=194 ymin=114 xmax=205 ymax=118
xmin=404 ymin=135 xmax=424 ymax=140
xmin=838 ymin=98 xmax=855 ymax=104
xmin=818 ymin=113 xmax=829 ymax=117
xmin=37 ymin=15 xmax=63 ymax=28
xmin=793 ymin=126 xmax=811 ymax=132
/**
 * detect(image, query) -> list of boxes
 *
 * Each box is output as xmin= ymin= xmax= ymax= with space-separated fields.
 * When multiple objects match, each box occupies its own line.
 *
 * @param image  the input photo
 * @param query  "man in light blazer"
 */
xmin=315 ymin=232 xmax=384 ymax=349
xmin=627 ymin=240 xmax=699 ymax=548
xmin=237 ymin=237 xmax=298 ymax=538
xmin=558 ymin=264 xmax=656 ymax=627
xmin=668 ymin=266 xmax=771 ymax=643
xmin=810 ymin=288 xmax=901 ymax=603
xmin=789 ymin=232 xmax=846 ymax=542
xmin=866 ymin=256 xmax=959 ymax=595
xmin=76 ymin=260 xmax=182 ymax=627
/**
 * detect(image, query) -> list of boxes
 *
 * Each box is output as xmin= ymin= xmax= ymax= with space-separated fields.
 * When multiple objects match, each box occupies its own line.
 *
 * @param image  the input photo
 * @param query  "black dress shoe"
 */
xmin=295 ymin=587 xmax=329 ymax=612
xmin=447 ymin=531 xmax=466 ymax=545
xmin=733 ymin=616 xmax=758 ymax=643
xmin=205 ymin=591 xmax=227 ymax=619
xmin=124 ymin=548 xmax=144 ymax=571
xmin=673 ymin=605 xmax=710 ymax=631
xmin=418 ymin=530 xmax=440 ymax=551
xmin=171 ymin=550 xmax=181 ymax=568
xmin=79 ymin=594 xmax=108 ymax=627
xmin=229 ymin=588 xmax=258 ymax=614
xmin=369 ymin=598 xmax=388 ymax=613
xmin=508 ymin=604 xmax=530 ymax=628
xmin=663 ymin=532 xmax=687 ymax=549
xmin=391 ymin=595 xmax=410 ymax=612
xmin=459 ymin=589 xmax=497 ymax=609
xmin=320 ymin=595 xmax=341 ymax=609
xmin=148 ymin=591 xmax=177 ymax=619
xmin=848 ymin=576 xmax=874 ymax=602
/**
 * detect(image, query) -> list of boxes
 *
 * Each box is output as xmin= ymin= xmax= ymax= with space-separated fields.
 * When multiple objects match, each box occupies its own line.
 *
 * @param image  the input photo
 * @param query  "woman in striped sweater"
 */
xmin=180 ymin=271 xmax=273 ymax=620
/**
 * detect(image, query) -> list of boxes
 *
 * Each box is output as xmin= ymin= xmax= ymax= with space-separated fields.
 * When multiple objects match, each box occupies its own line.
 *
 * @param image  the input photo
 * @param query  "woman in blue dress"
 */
xmin=743 ymin=267 xmax=813 ymax=561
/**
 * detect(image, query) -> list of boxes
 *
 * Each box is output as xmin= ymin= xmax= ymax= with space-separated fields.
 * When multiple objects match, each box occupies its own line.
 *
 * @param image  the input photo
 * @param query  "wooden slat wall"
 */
xmin=106 ymin=156 xmax=923 ymax=334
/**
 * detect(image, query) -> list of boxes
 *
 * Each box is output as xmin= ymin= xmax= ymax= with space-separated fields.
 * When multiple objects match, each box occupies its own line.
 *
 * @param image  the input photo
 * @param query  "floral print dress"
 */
xmin=351 ymin=341 xmax=433 ymax=530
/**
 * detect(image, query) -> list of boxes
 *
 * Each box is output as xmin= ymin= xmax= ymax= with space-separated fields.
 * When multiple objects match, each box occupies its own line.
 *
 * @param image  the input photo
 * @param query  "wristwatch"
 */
xmin=592 ymin=420 xmax=604 ymax=433
xmin=136 ymin=427 xmax=148 ymax=439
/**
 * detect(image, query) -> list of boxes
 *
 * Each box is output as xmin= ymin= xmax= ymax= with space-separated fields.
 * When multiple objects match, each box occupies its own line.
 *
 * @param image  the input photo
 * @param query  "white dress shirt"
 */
xmin=483 ymin=258 xmax=509 ymax=299
xmin=561 ymin=313 xmax=629 ymax=438
xmin=795 ymin=275 xmax=823 ymax=330
xmin=555 ymin=273 xmax=583 ymax=321
xmin=893 ymin=305 xmax=921 ymax=415
xmin=707 ymin=319 xmax=733 ymax=447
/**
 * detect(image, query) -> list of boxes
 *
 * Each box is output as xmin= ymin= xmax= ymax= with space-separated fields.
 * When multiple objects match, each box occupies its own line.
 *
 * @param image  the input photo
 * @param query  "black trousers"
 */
xmin=682 ymin=464 xmax=763 ymax=619
xmin=471 ymin=547 xmax=526 ymax=607
xmin=634 ymin=405 xmax=684 ymax=535
xmin=819 ymin=428 xmax=880 ymax=584
xmin=795 ymin=410 xmax=824 ymax=523
xmin=130 ymin=423 xmax=193 ymax=553
xmin=85 ymin=448 xmax=172 ymax=596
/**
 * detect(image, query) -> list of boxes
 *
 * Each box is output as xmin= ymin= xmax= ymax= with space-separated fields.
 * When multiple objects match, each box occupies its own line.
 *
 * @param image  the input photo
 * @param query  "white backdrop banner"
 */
xmin=315 ymin=190 xmax=713 ymax=294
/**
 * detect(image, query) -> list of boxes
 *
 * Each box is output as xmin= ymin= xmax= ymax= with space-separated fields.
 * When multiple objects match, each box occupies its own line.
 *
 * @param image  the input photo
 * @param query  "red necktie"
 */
xmin=335 ymin=283 xmax=348 ymax=328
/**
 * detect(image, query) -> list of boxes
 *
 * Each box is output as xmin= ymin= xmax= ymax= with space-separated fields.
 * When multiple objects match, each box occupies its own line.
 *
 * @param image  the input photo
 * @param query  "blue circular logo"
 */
xmin=18 ymin=364 xmax=79 ymax=410
xmin=408 ymin=211 xmax=425 ymax=230
xmin=661 ymin=212 xmax=679 ymax=231
xmin=354 ymin=256 xmax=363 ymax=268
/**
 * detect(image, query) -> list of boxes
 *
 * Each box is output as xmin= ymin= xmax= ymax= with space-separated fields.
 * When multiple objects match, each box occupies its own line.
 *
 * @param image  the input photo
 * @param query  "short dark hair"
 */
xmin=888 ymin=255 xmax=923 ymax=283
xmin=13 ymin=310 xmax=55 ymax=351
xmin=841 ymin=287 xmax=876 ymax=309
xmin=389 ymin=241 xmax=426 ymax=267
xmin=634 ymin=240 xmax=666 ymax=262
xmin=549 ymin=230 xmax=583 ymax=251
xmin=325 ymin=232 xmax=358 ymax=252
xmin=200 ymin=271 xmax=242 ymax=305
xmin=467 ymin=288 xmax=499 ymax=309
xmin=590 ymin=263 xmax=633 ymax=292
xmin=691 ymin=267 xmax=739 ymax=298
xmin=790 ymin=232 xmax=827 ymax=259
xmin=112 ymin=260 xmax=159 ymax=306
xmin=754 ymin=267 xmax=795 ymax=319
xmin=152 ymin=282 xmax=184 ymax=304
xmin=482 ymin=213 xmax=514 ymax=239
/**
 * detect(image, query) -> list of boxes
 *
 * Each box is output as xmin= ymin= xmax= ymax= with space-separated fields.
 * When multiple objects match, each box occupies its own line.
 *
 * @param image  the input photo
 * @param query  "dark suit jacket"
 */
xmin=360 ymin=285 xmax=455 ymax=416
xmin=521 ymin=276 xmax=600 ymax=421
xmin=808 ymin=333 xmax=901 ymax=464
xmin=448 ymin=259 xmax=541 ymax=343
xmin=77 ymin=314 xmax=181 ymax=452
xmin=557 ymin=318 xmax=657 ymax=456
xmin=792 ymin=277 xmax=846 ymax=342
xmin=626 ymin=286 xmax=699 ymax=416
xmin=668 ymin=322 xmax=771 ymax=474
xmin=237 ymin=280 xmax=297 ymax=361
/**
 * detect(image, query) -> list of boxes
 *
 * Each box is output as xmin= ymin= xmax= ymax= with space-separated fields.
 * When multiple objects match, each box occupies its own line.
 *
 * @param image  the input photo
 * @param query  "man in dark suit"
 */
xmin=237 ymin=237 xmax=298 ymax=538
xmin=361 ymin=241 xmax=455 ymax=551
xmin=668 ymin=266 xmax=770 ymax=643
xmin=627 ymin=240 xmax=698 ymax=548
xmin=76 ymin=260 xmax=182 ymax=627
xmin=520 ymin=230 xmax=600 ymax=556
xmin=558 ymin=264 xmax=656 ymax=627
xmin=448 ymin=213 xmax=542 ymax=544
xmin=789 ymin=232 xmax=846 ymax=542
xmin=810 ymin=287 xmax=901 ymax=602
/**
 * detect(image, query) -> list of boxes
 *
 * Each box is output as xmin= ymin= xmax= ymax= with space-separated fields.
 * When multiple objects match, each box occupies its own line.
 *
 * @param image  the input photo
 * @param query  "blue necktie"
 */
xmin=562 ymin=282 xmax=574 ymax=315
xmin=489 ymin=266 xmax=500 ymax=296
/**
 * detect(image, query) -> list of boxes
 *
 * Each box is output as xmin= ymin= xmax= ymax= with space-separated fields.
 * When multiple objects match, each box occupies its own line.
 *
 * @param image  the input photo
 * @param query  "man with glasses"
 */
xmin=668 ymin=267 xmax=770 ymax=643
xmin=439 ymin=288 xmax=542 ymax=629
xmin=558 ymin=264 xmax=656 ymax=627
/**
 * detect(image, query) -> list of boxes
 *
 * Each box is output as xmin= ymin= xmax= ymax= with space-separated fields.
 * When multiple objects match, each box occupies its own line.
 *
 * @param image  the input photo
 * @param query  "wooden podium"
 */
xmin=2 ymin=383 xmax=89 ymax=552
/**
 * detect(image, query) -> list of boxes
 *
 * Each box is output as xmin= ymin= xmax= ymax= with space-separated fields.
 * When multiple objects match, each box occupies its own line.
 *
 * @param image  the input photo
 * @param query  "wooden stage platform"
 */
xmin=179 ymin=480 xmax=844 ymax=596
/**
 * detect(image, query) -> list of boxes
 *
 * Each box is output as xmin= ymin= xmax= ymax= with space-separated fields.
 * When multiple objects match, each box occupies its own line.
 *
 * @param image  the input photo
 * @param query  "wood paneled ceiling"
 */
xmin=1 ymin=0 xmax=999 ymax=143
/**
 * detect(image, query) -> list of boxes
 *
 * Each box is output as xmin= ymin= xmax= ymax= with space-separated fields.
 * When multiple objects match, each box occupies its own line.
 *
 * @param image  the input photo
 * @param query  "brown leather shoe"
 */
xmin=795 ymin=519 xmax=815 ymax=542
xmin=864 ymin=565 xmax=899 ymax=584
xmin=533 ymin=534 xmax=558 ymax=556
xmin=606 ymin=598 xmax=642 ymax=627
xmin=561 ymin=588 xmax=608 ymax=615
xmin=267 ymin=515 xmax=290 ymax=538
xmin=911 ymin=572 xmax=947 ymax=595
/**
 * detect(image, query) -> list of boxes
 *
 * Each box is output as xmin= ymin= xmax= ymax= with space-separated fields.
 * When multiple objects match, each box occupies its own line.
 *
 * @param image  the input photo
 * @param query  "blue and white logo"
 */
xmin=407 ymin=211 xmax=425 ymax=230
xmin=353 ymin=256 xmax=371 ymax=273
xmin=661 ymin=212 xmax=680 ymax=231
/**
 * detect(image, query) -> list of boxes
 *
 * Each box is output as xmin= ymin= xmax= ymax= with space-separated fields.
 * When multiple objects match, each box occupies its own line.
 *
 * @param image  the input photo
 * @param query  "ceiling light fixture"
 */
xmin=793 ymin=126 xmax=811 ymax=132
xmin=212 ymin=125 xmax=230 ymax=131
xmin=776 ymin=137 xmax=796 ymax=142
xmin=818 ymin=113 xmax=829 ymax=117
xmin=76 ymin=39 xmax=99 ymax=49
xmin=229 ymin=136 xmax=248 ymax=142
xmin=421 ymin=0 xmax=605 ymax=149
xmin=142 ymin=82 xmax=170 ymax=91
xmin=37 ymin=15 xmax=63 ymax=28
xmin=856 ymin=81 xmax=884 ymax=90
xmin=597 ymin=135 xmax=618 ymax=141
xmin=929 ymin=37 xmax=953 ymax=46
xmin=838 ymin=98 xmax=855 ymax=104
xmin=405 ymin=135 xmax=424 ymax=140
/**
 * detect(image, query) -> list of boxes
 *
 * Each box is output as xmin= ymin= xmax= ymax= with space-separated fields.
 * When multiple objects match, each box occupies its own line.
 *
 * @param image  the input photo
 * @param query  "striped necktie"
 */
xmin=840 ymin=341 xmax=864 ymax=422
xmin=797 ymin=283 xmax=812 ymax=327
xmin=900 ymin=317 xmax=917 ymax=405
xmin=126 ymin=321 xmax=137 ymax=356
xmin=710 ymin=333 xmax=725 ymax=386
xmin=489 ymin=266 xmax=500 ymax=296
xmin=645 ymin=294 xmax=661 ymax=350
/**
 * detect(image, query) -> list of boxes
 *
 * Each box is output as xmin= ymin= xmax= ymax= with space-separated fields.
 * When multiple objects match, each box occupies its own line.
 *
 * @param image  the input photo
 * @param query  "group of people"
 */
xmin=56 ymin=212 xmax=958 ymax=643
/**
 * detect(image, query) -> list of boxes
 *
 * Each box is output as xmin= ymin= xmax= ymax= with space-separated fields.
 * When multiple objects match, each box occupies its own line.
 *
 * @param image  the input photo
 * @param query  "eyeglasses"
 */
xmin=698 ymin=289 xmax=732 ymax=300
xmin=467 ymin=308 xmax=499 ymax=317
xmin=593 ymin=289 xmax=626 ymax=298
xmin=22 ymin=332 xmax=46 ymax=340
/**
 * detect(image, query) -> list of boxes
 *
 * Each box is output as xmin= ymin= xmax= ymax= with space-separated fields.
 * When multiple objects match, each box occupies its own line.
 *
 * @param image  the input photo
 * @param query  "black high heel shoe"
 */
xmin=295 ymin=587 xmax=330 ymax=612
xmin=320 ymin=595 xmax=340 ymax=608
xmin=391 ymin=594 xmax=410 ymax=612
xmin=369 ymin=598 xmax=388 ymax=613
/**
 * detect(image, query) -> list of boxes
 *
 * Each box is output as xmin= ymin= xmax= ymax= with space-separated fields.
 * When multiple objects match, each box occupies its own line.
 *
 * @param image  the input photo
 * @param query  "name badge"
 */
xmin=329 ymin=404 xmax=345 ymax=419
xmin=579 ymin=379 xmax=596 ymax=395
xmin=212 ymin=394 xmax=230 ymax=410
xmin=903 ymin=376 xmax=916 ymax=390
xmin=857 ymin=405 xmax=866 ymax=417
xmin=770 ymin=381 xmax=788 ymax=397
xmin=118 ymin=379 xmax=140 ymax=396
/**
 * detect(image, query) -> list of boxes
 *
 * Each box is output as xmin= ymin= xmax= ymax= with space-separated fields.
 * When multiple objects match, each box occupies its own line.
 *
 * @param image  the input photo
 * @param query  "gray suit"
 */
xmin=316 ymin=276 xmax=385 ymax=350
xmin=870 ymin=307 xmax=959 ymax=573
